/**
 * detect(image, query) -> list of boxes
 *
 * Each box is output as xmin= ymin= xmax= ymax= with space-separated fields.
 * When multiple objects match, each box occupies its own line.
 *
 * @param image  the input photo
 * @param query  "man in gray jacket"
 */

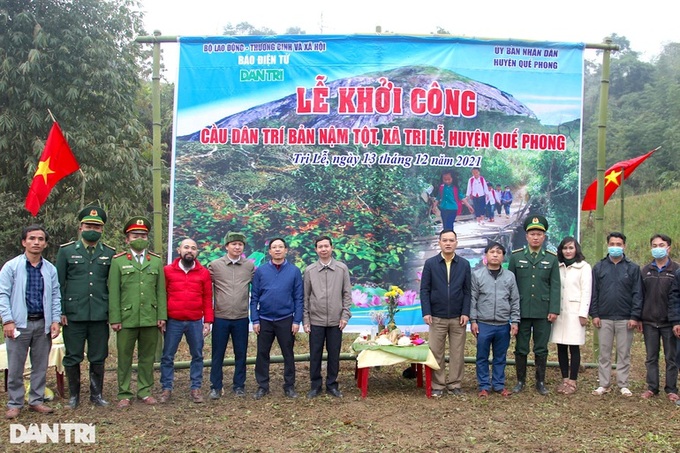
xmin=303 ymin=235 xmax=352 ymax=398
xmin=207 ymin=232 xmax=254 ymax=398
xmin=470 ymin=241 xmax=520 ymax=397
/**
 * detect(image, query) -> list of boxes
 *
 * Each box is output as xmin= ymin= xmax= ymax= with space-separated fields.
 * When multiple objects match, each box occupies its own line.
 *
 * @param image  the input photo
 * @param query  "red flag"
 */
xmin=25 ymin=122 xmax=80 ymax=216
xmin=581 ymin=148 xmax=657 ymax=211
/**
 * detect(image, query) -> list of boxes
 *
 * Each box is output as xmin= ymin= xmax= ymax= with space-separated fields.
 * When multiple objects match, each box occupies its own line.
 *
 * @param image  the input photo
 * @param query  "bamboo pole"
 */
xmin=130 ymin=354 xmax=600 ymax=370
xmin=592 ymin=39 xmax=615 ymax=360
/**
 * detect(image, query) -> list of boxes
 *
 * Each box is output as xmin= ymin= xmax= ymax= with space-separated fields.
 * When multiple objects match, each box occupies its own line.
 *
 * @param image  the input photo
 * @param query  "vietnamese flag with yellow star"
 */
xmin=25 ymin=122 xmax=80 ymax=216
xmin=581 ymin=149 xmax=657 ymax=211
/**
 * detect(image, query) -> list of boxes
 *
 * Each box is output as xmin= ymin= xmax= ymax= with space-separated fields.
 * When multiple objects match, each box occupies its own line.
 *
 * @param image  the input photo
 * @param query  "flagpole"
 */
xmin=593 ymin=38 xmax=614 ymax=362
xmin=80 ymin=169 xmax=87 ymax=210
xmin=620 ymin=166 xmax=625 ymax=235
xmin=47 ymin=109 xmax=57 ymax=123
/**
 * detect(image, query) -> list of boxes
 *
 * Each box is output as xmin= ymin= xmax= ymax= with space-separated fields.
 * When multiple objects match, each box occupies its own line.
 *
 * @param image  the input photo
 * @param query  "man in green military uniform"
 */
xmin=508 ymin=215 xmax=560 ymax=395
xmin=56 ymin=206 xmax=115 ymax=409
xmin=108 ymin=216 xmax=167 ymax=408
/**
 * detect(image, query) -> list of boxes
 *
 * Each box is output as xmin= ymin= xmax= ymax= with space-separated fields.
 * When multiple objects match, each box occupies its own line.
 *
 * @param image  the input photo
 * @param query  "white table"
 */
xmin=0 ymin=339 xmax=66 ymax=397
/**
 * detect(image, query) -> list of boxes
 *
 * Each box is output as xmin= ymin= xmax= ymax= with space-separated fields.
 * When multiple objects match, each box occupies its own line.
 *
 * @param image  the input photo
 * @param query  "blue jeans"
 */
xmin=210 ymin=317 xmax=249 ymax=391
xmin=160 ymin=319 xmax=204 ymax=390
xmin=440 ymin=209 xmax=457 ymax=231
xmin=475 ymin=322 xmax=511 ymax=391
xmin=485 ymin=203 xmax=495 ymax=220
xmin=472 ymin=196 xmax=486 ymax=218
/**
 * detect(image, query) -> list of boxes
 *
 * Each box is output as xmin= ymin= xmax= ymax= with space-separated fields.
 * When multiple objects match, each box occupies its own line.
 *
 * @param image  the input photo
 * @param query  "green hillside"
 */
xmin=579 ymin=188 xmax=680 ymax=265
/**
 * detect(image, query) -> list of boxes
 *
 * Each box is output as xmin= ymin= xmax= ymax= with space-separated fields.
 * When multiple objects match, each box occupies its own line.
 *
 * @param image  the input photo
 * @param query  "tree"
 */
xmin=581 ymin=38 xmax=680 ymax=198
xmin=284 ymin=27 xmax=306 ymax=35
xmin=0 ymin=0 xmax=155 ymax=262
xmin=223 ymin=22 xmax=276 ymax=36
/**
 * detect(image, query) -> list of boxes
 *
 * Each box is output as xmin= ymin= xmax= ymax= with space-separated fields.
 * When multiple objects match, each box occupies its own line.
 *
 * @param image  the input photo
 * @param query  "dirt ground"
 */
xmin=2 ymin=330 xmax=679 ymax=452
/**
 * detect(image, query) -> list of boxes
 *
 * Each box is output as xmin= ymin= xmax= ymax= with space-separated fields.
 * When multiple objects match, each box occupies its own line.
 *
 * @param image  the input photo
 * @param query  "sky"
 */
xmin=140 ymin=0 xmax=678 ymax=82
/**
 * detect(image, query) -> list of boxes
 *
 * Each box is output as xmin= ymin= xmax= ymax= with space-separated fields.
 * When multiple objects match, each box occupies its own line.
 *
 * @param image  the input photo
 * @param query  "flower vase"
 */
xmin=378 ymin=323 xmax=385 ymax=333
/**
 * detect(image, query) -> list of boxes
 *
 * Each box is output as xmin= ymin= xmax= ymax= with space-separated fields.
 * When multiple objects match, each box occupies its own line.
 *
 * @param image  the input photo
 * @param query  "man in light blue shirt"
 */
xmin=0 ymin=225 xmax=62 ymax=419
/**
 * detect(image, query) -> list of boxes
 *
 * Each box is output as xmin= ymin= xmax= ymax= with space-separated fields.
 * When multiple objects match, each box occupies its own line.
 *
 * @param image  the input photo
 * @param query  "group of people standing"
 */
xmin=4 ymin=205 xmax=680 ymax=420
xmin=433 ymin=168 xmax=513 ymax=231
xmin=420 ymin=215 xmax=680 ymax=404
xmin=1 ymin=207 xmax=352 ymax=420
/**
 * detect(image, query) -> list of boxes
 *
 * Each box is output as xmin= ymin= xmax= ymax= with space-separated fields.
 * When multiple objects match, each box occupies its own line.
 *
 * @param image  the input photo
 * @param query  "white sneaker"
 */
xmin=592 ymin=386 xmax=610 ymax=396
xmin=620 ymin=387 xmax=633 ymax=397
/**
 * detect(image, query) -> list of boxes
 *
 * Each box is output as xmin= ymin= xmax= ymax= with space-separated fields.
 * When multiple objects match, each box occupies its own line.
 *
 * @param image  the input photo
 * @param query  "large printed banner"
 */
xmin=172 ymin=35 xmax=585 ymax=332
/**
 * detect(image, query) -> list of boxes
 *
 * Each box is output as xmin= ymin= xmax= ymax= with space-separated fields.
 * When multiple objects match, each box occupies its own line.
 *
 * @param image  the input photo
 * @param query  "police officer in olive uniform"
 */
xmin=56 ymin=206 xmax=115 ymax=408
xmin=508 ymin=215 xmax=560 ymax=395
xmin=108 ymin=216 xmax=167 ymax=407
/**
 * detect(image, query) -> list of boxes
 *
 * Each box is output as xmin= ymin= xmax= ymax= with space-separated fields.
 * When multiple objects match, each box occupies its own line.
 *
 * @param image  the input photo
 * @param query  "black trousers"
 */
xmin=309 ymin=325 xmax=342 ymax=391
xmin=255 ymin=317 xmax=296 ymax=390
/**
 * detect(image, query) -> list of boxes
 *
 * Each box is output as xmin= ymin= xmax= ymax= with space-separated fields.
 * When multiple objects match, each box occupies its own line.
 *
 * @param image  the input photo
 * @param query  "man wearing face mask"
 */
xmin=56 ymin=206 xmax=115 ymax=409
xmin=590 ymin=232 xmax=643 ymax=397
xmin=108 ymin=216 xmax=167 ymax=407
xmin=508 ymin=215 xmax=560 ymax=395
xmin=639 ymin=234 xmax=679 ymax=402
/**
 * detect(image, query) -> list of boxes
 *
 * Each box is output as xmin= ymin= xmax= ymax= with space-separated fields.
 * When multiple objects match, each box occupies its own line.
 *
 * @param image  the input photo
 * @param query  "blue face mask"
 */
xmin=608 ymin=246 xmax=624 ymax=258
xmin=651 ymin=247 xmax=668 ymax=259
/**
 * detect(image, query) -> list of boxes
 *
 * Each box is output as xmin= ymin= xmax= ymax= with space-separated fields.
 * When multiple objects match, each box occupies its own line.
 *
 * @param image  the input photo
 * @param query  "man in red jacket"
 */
xmin=159 ymin=238 xmax=214 ymax=403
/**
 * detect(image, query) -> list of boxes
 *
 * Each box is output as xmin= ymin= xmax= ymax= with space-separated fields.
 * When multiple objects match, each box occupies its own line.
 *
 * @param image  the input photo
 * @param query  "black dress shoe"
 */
xmin=536 ymin=382 xmax=549 ymax=395
xmin=233 ymin=388 xmax=246 ymax=397
xmin=284 ymin=388 xmax=299 ymax=399
xmin=327 ymin=387 xmax=343 ymax=398
xmin=512 ymin=381 xmax=525 ymax=393
xmin=90 ymin=394 xmax=109 ymax=407
xmin=67 ymin=395 xmax=80 ymax=409
xmin=253 ymin=388 xmax=270 ymax=400
xmin=306 ymin=388 xmax=322 ymax=399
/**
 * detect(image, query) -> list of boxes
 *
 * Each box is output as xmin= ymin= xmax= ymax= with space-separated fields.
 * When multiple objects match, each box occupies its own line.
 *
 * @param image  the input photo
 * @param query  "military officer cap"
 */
xmin=224 ymin=231 xmax=247 ymax=245
xmin=78 ymin=206 xmax=107 ymax=225
xmin=124 ymin=216 xmax=151 ymax=234
xmin=524 ymin=215 xmax=549 ymax=232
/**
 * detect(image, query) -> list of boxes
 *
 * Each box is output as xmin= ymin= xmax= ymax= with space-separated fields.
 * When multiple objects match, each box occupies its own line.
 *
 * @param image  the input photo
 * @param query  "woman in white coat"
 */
xmin=550 ymin=237 xmax=592 ymax=394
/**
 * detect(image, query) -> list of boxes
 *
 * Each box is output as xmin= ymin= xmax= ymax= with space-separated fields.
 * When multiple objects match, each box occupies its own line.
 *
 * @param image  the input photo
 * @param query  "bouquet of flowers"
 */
xmin=384 ymin=285 xmax=404 ymax=330
xmin=369 ymin=310 xmax=387 ymax=331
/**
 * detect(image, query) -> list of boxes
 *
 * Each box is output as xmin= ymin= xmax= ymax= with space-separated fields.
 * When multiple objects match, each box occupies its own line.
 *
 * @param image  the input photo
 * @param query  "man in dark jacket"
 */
xmin=420 ymin=229 xmax=471 ymax=397
xmin=671 ymin=268 xmax=680 ymax=406
xmin=640 ymin=233 xmax=679 ymax=402
xmin=590 ymin=232 xmax=643 ymax=397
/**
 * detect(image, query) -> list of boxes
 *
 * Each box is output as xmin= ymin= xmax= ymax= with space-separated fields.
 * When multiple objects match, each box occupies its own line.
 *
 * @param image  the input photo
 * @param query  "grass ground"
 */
xmin=1 ymin=328 xmax=679 ymax=452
